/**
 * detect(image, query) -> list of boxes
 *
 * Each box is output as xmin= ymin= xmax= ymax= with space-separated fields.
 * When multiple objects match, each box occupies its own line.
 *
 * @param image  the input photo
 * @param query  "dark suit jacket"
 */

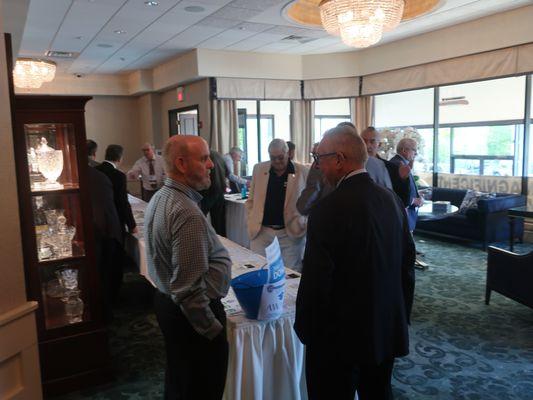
xmin=294 ymin=173 xmax=415 ymax=365
xmin=95 ymin=161 xmax=136 ymax=234
xmin=389 ymin=154 xmax=419 ymax=231
xmin=379 ymin=155 xmax=410 ymax=207
xmin=87 ymin=166 xmax=123 ymax=244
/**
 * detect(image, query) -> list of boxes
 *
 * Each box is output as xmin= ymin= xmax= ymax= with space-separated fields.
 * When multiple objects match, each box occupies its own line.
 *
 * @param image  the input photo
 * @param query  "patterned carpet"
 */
xmin=51 ymin=237 xmax=533 ymax=400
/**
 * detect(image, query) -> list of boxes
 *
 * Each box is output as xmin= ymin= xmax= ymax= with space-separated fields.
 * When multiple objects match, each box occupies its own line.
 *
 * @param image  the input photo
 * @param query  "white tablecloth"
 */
xmin=128 ymin=195 xmax=306 ymax=400
xmin=225 ymin=193 xmax=250 ymax=249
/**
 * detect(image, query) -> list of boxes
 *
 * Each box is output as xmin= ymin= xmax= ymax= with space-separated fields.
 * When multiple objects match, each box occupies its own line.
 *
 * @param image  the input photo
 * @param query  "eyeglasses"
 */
xmin=312 ymin=151 xmax=337 ymax=165
xmin=269 ymin=154 xmax=286 ymax=162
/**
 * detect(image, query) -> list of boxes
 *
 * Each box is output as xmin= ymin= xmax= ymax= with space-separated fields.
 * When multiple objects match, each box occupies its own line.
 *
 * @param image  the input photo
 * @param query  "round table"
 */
xmin=418 ymin=201 xmax=459 ymax=221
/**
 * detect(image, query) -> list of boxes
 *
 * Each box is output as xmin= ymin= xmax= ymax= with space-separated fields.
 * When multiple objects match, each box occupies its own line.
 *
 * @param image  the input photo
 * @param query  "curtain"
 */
xmin=352 ymin=96 xmax=374 ymax=135
xmin=209 ymin=99 xmax=238 ymax=155
xmin=304 ymin=77 xmax=359 ymax=99
xmin=290 ymin=100 xmax=314 ymax=164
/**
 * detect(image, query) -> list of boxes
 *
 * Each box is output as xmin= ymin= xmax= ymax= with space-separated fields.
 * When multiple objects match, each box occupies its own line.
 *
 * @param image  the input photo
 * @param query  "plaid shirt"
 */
xmin=145 ymin=177 xmax=231 ymax=339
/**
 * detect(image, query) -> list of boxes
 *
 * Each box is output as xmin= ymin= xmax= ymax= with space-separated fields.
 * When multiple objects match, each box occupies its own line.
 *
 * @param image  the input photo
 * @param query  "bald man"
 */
xmin=295 ymin=127 xmax=415 ymax=400
xmin=127 ymin=142 xmax=166 ymax=202
xmin=145 ymin=135 xmax=231 ymax=400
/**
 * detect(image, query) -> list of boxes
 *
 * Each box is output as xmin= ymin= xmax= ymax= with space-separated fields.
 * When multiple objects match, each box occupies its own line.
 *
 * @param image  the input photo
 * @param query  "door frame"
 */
xmin=168 ymin=105 xmax=199 ymax=136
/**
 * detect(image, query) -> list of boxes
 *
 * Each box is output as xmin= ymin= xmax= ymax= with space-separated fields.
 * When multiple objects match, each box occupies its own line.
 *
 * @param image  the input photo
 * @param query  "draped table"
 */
xmin=224 ymin=193 xmax=250 ymax=249
xmin=128 ymin=195 xmax=307 ymax=400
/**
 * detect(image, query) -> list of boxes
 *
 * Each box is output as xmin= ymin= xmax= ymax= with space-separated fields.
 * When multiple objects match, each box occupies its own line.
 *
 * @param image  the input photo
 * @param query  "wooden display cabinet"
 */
xmin=11 ymin=95 xmax=112 ymax=395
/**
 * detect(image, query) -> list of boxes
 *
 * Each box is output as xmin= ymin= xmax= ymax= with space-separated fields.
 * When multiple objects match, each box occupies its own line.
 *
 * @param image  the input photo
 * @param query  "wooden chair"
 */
xmin=485 ymin=246 xmax=533 ymax=309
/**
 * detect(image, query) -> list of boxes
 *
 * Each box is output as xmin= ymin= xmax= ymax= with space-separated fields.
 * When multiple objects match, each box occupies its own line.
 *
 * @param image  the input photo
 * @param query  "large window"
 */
xmin=313 ymin=99 xmax=351 ymax=143
xmin=439 ymin=76 xmax=526 ymax=177
xmin=374 ymin=88 xmax=434 ymax=184
xmin=237 ymin=100 xmax=291 ymax=174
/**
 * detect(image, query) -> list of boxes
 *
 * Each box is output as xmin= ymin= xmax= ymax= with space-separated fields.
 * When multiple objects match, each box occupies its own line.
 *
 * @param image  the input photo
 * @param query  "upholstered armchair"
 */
xmin=485 ymin=246 xmax=533 ymax=309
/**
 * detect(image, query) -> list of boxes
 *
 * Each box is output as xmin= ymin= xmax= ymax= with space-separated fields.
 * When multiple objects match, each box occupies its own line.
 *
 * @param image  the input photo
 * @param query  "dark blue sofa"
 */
xmin=415 ymin=187 xmax=526 ymax=249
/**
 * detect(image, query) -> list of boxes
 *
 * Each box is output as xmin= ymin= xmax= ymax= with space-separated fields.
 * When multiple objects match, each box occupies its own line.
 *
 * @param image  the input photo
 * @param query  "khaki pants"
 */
xmin=250 ymin=226 xmax=305 ymax=272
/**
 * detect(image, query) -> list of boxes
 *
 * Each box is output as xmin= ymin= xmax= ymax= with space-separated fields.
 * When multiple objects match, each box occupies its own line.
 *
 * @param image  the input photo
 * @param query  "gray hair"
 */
xmin=396 ymin=138 xmax=417 ymax=153
xmin=229 ymin=146 xmax=242 ymax=155
xmin=268 ymin=138 xmax=288 ymax=153
xmin=322 ymin=126 xmax=368 ymax=165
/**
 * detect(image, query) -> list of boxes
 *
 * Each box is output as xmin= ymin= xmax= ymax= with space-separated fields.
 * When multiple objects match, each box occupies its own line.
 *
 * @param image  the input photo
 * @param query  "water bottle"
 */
xmin=241 ymin=185 xmax=247 ymax=199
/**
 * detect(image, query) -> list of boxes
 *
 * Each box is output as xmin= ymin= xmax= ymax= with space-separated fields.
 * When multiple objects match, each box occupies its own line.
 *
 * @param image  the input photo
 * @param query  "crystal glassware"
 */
xmin=64 ymin=290 xmax=84 ymax=324
xmin=55 ymin=268 xmax=78 ymax=291
xmin=37 ymin=149 xmax=64 ymax=189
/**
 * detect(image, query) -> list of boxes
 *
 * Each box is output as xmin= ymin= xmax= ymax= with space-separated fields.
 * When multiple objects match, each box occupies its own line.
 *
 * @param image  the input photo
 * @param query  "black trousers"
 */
xmin=305 ymin=343 xmax=394 ymax=400
xmin=142 ymin=188 xmax=157 ymax=202
xmin=154 ymin=291 xmax=228 ymax=400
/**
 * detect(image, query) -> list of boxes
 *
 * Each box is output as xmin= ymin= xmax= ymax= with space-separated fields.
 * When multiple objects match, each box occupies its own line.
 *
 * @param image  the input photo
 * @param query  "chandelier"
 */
xmin=13 ymin=58 xmax=57 ymax=89
xmin=319 ymin=0 xmax=404 ymax=48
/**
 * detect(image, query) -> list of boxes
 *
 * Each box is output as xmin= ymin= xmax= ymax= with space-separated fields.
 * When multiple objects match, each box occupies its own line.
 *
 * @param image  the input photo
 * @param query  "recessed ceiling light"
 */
xmin=114 ymin=29 xmax=126 ymax=35
xmin=144 ymin=1 xmax=159 ymax=6
xmin=184 ymin=6 xmax=205 ymax=13
xmin=97 ymin=43 xmax=113 ymax=48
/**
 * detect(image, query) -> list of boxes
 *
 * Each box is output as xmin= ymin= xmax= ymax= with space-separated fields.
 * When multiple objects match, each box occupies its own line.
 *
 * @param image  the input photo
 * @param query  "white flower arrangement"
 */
xmin=378 ymin=127 xmax=425 ymax=161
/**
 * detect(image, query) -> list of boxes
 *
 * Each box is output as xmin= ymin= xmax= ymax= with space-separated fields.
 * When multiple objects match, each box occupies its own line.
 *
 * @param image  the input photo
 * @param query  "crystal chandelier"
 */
xmin=319 ymin=0 xmax=404 ymax=48
xmin=13 ymin=58 xmax=57 ymax=89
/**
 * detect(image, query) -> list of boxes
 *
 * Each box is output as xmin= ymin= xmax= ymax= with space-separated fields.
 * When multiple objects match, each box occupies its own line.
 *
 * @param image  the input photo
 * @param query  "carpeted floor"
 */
xmin=51 ymin=237 xmax=533 ymax=400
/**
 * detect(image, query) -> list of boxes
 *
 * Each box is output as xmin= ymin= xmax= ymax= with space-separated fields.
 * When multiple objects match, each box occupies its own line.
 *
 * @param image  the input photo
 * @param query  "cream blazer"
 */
xmin=246 ymin=161 xmax=309 ymax=240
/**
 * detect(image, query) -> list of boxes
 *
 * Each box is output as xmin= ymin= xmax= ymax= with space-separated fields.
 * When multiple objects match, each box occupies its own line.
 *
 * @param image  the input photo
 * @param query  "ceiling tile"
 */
xmin=229 ymin=0 xmax=286 ymax=11
xmin=197 ymin=16 xmax=241 ymax=29
xmin=52 ymin=0 xmax=127 ymax=53
xmin=19 ymin=0 xmax=71 ymax=55
xmin=209 ymin=5 xmax=262 ymax=20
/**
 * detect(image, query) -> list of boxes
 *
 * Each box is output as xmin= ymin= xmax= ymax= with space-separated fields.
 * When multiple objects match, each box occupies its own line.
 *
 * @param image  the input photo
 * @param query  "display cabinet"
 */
xmin=11 ymin=95 xmax=112 ymax=395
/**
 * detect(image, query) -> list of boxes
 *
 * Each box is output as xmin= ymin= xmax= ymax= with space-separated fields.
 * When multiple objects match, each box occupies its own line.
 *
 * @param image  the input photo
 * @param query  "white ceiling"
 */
xmin=16 ymin=0 xmax=533 ymax=76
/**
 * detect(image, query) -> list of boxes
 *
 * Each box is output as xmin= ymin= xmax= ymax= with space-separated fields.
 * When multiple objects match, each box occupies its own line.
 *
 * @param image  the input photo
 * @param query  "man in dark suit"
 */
xmin=87 ymin=165 xmax=123 ymax=314
xmin=389 ymin=138 xmax=424 ymax=231
xmin=200 ymin=150 xmax=229 ymax=236
xmin=96 ymin=144 xmax=137 ymax=236
xmin=95 ymin=145 xmax=137 ymax=301
xmin=294 ymin=127 xmax=415 ymax=400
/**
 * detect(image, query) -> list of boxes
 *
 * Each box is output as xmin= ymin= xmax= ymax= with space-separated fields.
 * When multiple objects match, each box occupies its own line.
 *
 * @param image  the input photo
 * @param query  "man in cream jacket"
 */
xmin=246 ymin=139 xmax=309 ymax=272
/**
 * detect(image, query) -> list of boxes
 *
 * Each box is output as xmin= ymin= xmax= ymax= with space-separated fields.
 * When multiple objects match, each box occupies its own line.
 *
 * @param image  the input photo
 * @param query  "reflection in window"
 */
xmin=314 ymin=99 xmax=350 ymax=143
xmin=237 ymin=100 xmax=291 ymax=174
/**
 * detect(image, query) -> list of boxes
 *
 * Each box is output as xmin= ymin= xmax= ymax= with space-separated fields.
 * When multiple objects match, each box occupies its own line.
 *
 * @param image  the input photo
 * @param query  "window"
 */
xmin=314 ymin=99 xmax=351 ymax=143
xmin=375 ymin=88 xmax=434 ymax=127
xmin=237 ymin=100 xmax=291 ymax=174
xmin=374 ymin=88 xmax=434 ymax=184
xmin=439 ymin=76 xmax=526 ymax=177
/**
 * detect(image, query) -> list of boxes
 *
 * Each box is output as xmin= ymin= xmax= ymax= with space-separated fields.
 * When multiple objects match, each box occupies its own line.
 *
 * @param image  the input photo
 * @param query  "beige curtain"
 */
xmin=352 ymin=96 xmax=374 ymax=134
xmin=290 ymin=100 xmax=314 ymax=164
xmin=209 ymin=99 xmax=238 ymax=154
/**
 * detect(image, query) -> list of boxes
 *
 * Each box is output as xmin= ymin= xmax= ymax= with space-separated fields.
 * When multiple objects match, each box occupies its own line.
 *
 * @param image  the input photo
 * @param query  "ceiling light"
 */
xmin=184 ymin=5 xmax=205 ymax=13
xmin=13 ymin=58 xmax=56 ymax=89
xmin=114 ymin=29 xmax=126 ymax=35
xmin=97 ymin=43 xmax=114 ymax=48
xmin=144 ymin=1 xmax=159 ymax=5
xmin=319 ymin=0 xmax=404 ymax=48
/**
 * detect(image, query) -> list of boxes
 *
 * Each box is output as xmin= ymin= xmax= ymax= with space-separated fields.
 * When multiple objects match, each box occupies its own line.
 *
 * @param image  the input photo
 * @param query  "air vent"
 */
xmin=282 ymin=35 xmax=316 ymax=44
xmin=45 ymin=50 xmax=78 ymax=59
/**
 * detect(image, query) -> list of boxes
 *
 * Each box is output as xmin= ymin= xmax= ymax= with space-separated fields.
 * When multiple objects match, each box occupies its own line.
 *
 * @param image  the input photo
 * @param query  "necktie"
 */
xmin=149 ymin=159 xmax=156 ymax=189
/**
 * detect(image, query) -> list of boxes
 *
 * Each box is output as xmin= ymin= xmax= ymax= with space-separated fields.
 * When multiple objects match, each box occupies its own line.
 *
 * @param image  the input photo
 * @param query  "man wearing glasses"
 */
xmin=390 ymin=138 xmax=424 ymax=232
xmin=296 ymin=142 xmax=334 ymax=216
xmin=295 ymin=127 xmax=415 ymax=399
xmin=246 ymin=139 xmax=309 ymax=271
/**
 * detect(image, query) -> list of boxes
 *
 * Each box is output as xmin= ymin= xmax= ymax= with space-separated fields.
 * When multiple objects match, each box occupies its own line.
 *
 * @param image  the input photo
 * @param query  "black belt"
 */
xmin=264 ymin=225 xmax=285 ymax=230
